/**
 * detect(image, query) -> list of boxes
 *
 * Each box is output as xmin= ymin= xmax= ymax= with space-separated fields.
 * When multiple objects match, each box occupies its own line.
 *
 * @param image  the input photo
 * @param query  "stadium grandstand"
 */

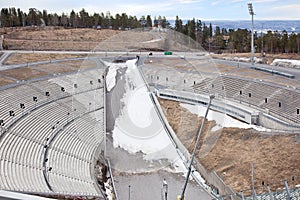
xmin=141 ymin=56 xmax=300 ymax=131
xmin=0 ymin=63 xmax=107 ymax=199
xmin=0 ymin=27 xmax=299 ymax=200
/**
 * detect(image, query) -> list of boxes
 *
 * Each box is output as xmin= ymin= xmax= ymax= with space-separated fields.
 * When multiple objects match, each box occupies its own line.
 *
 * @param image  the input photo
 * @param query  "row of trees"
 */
xmin=174 ymin=16 xmax=300 ymax=54
xmin=1 ymin=7 xmax=300 ymax=54
xmin=0 ymin=8 xmax=168 ymax=30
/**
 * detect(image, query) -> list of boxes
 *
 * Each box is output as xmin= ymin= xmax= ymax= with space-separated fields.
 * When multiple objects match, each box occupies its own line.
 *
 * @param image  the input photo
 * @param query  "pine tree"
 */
xmin=146 ymin=15 xmax=152 ymax=27
xmin=175 ymin=16 xmax=183 ymax=33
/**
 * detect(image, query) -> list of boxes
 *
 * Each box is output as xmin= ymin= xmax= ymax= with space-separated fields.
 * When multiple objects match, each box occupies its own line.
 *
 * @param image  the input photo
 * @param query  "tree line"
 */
xmin=0 ymin=7 xmax=169 ymax=30
xmin=174 ymin=16 xmax=300 ymax=54
xmin=1 ymin=7 xmax=300 ymax=54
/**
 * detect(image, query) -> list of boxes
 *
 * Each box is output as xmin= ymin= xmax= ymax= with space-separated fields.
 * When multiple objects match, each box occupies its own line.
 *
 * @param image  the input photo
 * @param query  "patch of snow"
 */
xmin=105 ymin=62 xmax=127 ymax=92
xmin=111 ymin=59 xmax=187 ymax=174
xmin=104 ymin=180 xmax=113 ymax=200
xmin=221 ymin=56 xmax=262 ymax=64
xmin=110 ymin=59 xmax=212 ymax=192
xmin=271 ymin=59 xmax=300 ymax=68
xmin=142 ymin=38 xmax=162 ymax=44
xmin=180 ymin=103 xmax=269 ymax=132
xmin=192 ymin=170 xmax=207 ymax=187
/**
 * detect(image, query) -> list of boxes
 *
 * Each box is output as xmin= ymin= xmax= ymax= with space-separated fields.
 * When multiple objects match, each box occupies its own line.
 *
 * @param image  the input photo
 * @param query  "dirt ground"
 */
xmin=158 ymin=98 xmax=300 ymax=196
xmin=31 ymin=60 xmax=97 ymax=73
xmin=2 ymin=27 xmax=120 ymax=51
xmin=0 ymin=67 xmax=49 ymax=81
xmin=0 ymin=58 xmax=97 ymax=86
xmin=4 ymin=53 xmax=87 ymax=65
xmin=0 ymin=77 xmax=15 ymax=86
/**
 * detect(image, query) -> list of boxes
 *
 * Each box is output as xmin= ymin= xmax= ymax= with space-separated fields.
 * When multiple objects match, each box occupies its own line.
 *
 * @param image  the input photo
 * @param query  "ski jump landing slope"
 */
xmin=105 ymin=58 xmax=211 ymax=199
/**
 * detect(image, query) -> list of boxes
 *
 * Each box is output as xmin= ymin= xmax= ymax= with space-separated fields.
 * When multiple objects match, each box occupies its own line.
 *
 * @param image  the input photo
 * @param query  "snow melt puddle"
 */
xmin=109 ymin=59 xmax=187 ymax=174
xmin=181 ymin=103 xmax=269 ymax=132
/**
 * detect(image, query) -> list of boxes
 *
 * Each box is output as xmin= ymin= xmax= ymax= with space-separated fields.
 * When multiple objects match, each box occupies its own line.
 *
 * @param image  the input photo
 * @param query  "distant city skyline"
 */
xmin=1 ymin=0 xmax=300 ymax=21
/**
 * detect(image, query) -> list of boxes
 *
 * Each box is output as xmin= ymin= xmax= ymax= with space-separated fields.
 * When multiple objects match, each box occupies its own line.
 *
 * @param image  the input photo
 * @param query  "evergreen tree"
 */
xmin=281 ymin=30 xmax=288 ymax=53
xmin=209 ymin=23 xmax=213 ymax=37
xmin=17 ymin=8 xmax=24 ymax=27
xmin=42 ymin=10 xmax=48 ymax=26
xmin=161 ymin=16 xmax=169 ymax=28
xmin=70 ymin=10 xmax=77 ymax=28
xmin=215 ymin=26 xmax=221 ymax=36
xmin=146 ymin=15 xmax=152 ymax=27
xmin=187 ymin=18 xmax=196 ymax=40
xmin=153 ymin=16 xmax=158 ymax=27
xmin=175 ymin=15 xmax=183 ymax=33
xmin=1 ymin=8 xmax=10 ymax=27
xmin=202 ymin=23 xmax=209 ymax=48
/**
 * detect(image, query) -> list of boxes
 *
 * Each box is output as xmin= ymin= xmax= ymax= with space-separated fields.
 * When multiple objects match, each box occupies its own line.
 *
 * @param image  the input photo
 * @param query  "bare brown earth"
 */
xmin=2 ymin=27 xmax=120 ymax=51
xmin=0 ymin=67 xmax=49 ymax=81
xmin=0 ymin=59 xmax=98 ymax=86
xmin=0 ymin=77 xmax=14 ymax=86
xmin=158 ymin=98 xmax=300 ymax=195
xmin=31 ymin=60 xmax=97 ymax=73
xmin=4 ymin=53 xmax=86 ymax=65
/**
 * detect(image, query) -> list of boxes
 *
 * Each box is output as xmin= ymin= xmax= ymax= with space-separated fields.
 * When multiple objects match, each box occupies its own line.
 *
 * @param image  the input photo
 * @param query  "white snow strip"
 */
xmin=105 ymin=61 xmax=127 ymax=92
xmin=142 ymin=38 xmax=162 ymax=44
xmin=109 ymin=59 xmax=213 ymax=191
xmin=193 ymin=170 xmax=207 ymax=186
xmin=271 ymin=59 xmax=300 ymax=68
xmin=220 ymin=56 xmax=263 ymax=63
xmin=104 ymin=181 xmax=113 ymax=200
xmin=180 ymin=103 xmax=269 ymax=132
xmin=111 ymin=59 xmax=187 ymax=173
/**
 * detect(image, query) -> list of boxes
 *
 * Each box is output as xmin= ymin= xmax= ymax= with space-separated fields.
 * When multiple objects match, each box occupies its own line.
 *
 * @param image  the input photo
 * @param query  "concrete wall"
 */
xmin=259 ymin=113 xmax=300 ymax=132
xmin=157 ymin=89 xmax=300 ymax=133
xmin=157 ymin=89 xmax=255 ymax=124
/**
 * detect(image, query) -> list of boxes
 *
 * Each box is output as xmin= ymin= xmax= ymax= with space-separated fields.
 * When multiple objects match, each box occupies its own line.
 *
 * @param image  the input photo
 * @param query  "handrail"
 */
xmin=0 ymin=85 xmax=104 ymax=142
xmin=42 ymin=106 xmax=104 ymax=191
xmin=106 ymin=158 xmax=119 ymax=200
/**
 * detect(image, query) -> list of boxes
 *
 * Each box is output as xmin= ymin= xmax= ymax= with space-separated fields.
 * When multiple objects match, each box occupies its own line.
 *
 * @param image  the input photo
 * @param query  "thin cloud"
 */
xmin=257 ymin=3 xmax=300 ymax=20
xmin=176 ymin=0 xmax=203 ymax=4
xmin=252 ymin=0 xmax=278 ymax=3
xmin=271 ymin=3 xmax=300 ymax=9
xmin=114 ymin=2 xmax=175 ymax=16
xmin=211 ymin=1 xmax=222 ymax=6
xmin=1 ymin=0 xmax=299 ymax=20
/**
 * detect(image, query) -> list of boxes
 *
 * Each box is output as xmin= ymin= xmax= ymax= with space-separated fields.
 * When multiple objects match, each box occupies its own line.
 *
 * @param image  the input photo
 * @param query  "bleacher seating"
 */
xmin=0 ymin=68 xmax=105 ymax=197
xmin=141 ymin=65 xmax=300 ymax=125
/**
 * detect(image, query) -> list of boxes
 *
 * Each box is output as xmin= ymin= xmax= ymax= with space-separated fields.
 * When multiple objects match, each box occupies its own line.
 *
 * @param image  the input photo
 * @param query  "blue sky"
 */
xmin=2 ymin=0 xmax=300 ymax=20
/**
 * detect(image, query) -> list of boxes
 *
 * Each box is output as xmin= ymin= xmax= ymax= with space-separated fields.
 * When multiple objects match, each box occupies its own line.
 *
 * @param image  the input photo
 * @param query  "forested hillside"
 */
xmin=1 ymin=7 xmax=300 ymax=53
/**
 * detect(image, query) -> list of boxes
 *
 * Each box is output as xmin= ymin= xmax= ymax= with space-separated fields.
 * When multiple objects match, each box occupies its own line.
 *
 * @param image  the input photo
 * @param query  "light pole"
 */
xmin=248 ymin=3 xmax=255 ymax=66
xmin=163 ymin=178 xmax=168 ymax=200
xmin=180 ymin=95 xmax=215 ymax=200
xmin=128 ymin=185 xmax=131 ymax=200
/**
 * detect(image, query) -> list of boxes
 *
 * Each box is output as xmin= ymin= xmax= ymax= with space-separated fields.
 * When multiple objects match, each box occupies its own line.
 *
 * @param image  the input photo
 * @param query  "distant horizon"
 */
xmin=169 ymin=19 xmax=300 ymax=22
xmin=1 ymin=0 xmax=300 ymax=21
xmin=168 ymin=19 xmax=300 ymax=34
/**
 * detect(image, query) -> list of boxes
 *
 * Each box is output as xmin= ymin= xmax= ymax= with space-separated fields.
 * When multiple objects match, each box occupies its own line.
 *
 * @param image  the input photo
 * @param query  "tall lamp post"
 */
xmin=248 ymin=3 xmax=255 ymax=66
xmin=180 ymin=95 xmax=215 ymax=200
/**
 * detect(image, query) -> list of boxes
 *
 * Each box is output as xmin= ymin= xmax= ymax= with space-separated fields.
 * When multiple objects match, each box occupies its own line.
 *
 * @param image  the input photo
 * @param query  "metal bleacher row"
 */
xmin=141 ymin=66 xmax=300 ymax=125
xmin=0 ymin=68 xmax=106 ymax=197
